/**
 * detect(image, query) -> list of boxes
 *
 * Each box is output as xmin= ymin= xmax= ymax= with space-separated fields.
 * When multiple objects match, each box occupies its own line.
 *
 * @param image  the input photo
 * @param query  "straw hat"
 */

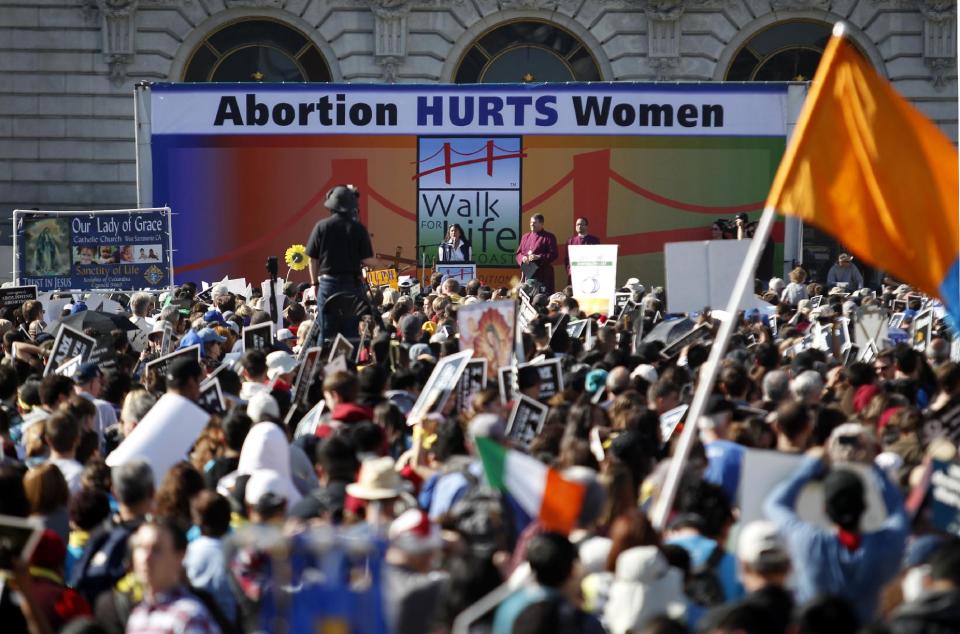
xmin=346 ymin=456 xmax=403 ymax=500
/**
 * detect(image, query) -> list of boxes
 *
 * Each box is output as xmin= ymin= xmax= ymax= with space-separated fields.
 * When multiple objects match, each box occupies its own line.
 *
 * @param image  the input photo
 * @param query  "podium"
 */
xmin=434 ymin=261 xmax=477 ymax=284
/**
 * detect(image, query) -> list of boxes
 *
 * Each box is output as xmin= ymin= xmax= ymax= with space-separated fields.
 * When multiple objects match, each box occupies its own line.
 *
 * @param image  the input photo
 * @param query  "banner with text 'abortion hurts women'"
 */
xmin=144 ymin=83 xmax=789 ymax=288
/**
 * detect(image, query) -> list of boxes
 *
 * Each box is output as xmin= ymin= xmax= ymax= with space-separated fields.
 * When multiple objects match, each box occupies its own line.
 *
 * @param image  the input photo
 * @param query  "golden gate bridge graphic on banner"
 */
xmin=412 ymin=139 xmax=527 ymax=184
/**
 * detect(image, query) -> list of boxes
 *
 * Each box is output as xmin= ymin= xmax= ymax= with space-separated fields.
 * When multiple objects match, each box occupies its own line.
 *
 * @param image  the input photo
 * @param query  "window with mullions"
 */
xmin=455 ymin=20 xmax=602 ymax=83
xmin=725 ymin=21 xmax=834 ymax=82
xmin=183 ymin=19 xmax=331 ymax=82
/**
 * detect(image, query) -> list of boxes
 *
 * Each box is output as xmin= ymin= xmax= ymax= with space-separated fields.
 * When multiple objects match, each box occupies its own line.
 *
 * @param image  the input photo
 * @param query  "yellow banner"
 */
xmin=366 ymin=268 xmax=398 ymax=289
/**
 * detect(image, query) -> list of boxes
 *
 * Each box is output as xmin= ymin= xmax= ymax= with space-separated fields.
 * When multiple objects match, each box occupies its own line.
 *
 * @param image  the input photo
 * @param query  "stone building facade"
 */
xmin=0 ymin=0 xmax=956 ymax=249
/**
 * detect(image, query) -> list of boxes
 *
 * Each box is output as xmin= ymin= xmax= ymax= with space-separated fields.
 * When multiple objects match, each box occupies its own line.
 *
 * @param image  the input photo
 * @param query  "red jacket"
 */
xmin=315 ymin=402 xmax=376 ymax=439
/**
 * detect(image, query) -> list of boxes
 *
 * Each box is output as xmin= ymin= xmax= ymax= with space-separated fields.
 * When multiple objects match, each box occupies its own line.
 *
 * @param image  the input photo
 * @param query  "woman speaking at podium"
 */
xmin=439 ymin=223 xmax=472 ymax=262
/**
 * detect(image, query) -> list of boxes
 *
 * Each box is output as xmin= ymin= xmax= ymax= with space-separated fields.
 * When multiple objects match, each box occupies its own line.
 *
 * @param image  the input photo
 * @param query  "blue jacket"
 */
xmin=764 ymin=457 xmax=909 ymax=624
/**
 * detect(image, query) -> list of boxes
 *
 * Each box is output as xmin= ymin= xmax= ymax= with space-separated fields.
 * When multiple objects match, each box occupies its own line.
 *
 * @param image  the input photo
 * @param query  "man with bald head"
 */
xmin=516 ymin=214 xmax=559 ymax=294
xmin=926 ymin=337 xmax=950 ymax=368
xmin=599 ymin=367 xmax=631 ymax=408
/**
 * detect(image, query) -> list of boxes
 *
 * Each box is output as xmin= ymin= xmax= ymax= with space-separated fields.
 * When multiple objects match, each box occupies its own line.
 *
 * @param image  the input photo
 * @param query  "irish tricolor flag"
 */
xmin=475 ymin=436 xmax=586 ymax=535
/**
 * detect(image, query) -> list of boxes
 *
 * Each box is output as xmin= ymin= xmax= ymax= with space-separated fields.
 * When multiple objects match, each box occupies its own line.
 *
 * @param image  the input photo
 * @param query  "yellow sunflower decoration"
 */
xmin=285 ymin=244 xmax=309 ymax=271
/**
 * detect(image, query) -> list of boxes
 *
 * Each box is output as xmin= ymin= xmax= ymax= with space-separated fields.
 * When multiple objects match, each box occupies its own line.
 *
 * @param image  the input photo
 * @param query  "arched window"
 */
xmin=725 ymin=20 xmax=834 ymax=81
xmin=728 ymin=20 xmax=879 ymax=285
xmin=183 ymin=19 xmax=331 ymax=82
xmin=454 ymin=20 xmax=602 ymax=83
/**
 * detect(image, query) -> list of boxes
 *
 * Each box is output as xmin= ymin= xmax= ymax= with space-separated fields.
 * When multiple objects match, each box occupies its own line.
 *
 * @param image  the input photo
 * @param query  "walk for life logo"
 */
xmin=415 ymin=137 xmax=524 ymax=267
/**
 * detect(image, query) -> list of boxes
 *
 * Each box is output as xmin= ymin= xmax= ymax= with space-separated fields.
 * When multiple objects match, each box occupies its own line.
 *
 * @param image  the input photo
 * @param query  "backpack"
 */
xmin=446 ymin=465 xmax=509 ymax=552
xmin=68 ymin=521 xmax=137 ymax=605
xmin=684 ymin=544 xmax=727 ymax=608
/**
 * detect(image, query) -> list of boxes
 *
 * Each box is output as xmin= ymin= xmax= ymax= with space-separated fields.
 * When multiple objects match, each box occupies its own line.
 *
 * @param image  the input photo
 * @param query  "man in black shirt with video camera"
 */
xmin=306 ymin=184 xmax=382 ymax=340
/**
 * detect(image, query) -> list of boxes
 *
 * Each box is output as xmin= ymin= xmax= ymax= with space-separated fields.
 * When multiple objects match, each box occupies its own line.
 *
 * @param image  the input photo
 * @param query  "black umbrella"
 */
xmin=642 ymin=317 xmax=696 ymax=345
xmin=46 ymin=310 xmax=138 ymax=336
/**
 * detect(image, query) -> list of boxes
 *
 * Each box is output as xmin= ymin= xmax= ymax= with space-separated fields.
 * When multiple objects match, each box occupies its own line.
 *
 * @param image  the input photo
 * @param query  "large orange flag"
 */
xmin=766 ymin=25 xmax=959 ymax=321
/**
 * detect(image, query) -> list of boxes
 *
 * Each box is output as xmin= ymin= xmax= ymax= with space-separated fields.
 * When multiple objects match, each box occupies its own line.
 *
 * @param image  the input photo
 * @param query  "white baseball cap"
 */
xmin=244 ymin=469 xmax=288 ymax=507
xmin=630 ymin=364 xmax=658 ymax=384
xmin=247 ymin=391 xmax=280 ymax=423
xmin=737 ymin=520 xmax=790 ymax=571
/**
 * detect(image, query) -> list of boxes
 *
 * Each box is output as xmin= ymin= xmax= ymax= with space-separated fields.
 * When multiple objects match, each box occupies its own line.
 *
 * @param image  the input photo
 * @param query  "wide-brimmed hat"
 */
xmin=346 ymin=456 xmax=403 ymax=500
xmin=324 ymin=185 xmax=358 ymax=213
xmin=266 ymin=350 xmax=297 ymax=380
xmin=838 ymin=253 xmax=853 ymax=263
xmin=624 ymin=277 xmax=645 ymax=293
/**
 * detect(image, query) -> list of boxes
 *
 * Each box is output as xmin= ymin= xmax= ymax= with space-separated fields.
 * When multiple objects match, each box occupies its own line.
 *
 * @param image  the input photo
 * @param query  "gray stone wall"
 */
xmin=0 ymin=0 xmax=956 ymax=242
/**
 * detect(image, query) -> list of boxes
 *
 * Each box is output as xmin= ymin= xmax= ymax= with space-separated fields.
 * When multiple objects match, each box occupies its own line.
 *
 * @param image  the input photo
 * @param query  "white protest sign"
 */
xmin=242 ymin=322 xmax=274 ymax=353
xmin=739 ymin=449 xmax=887 ymax=531
xmin=853 ymin=306 xmax=889 ymax=351
xmin=44 ymin=325 xmax=97 ymax=376
xmin=106 ymin=393 xmax=210 ymax=487
xmin=435 ymin=263 xmax=477 ymax=285
xmin=85 ymin=292 xmax=123 ymax=314
xmin=811 ymin=322 xmax=830 ymax=352
xmin=498 ymin=357 xmax=564 ymax=402
xmin=224 ymin=277 xmax=248 ymax=297
xmin=659 ymin=404 xmax=688 ymax=444
xmin=260 ymin=279 xmax=285 ymax=331
xmin=665 ymin=240 xmax=760 ymax=314
xmin=145 ymin=345 xmax=201 ymax=380
xmin=566 ymin=319 xmax=589 ymax=339
xmin=197 ymin=378 xmax=226 ymax=415
xmin=293 ymin=400 xmax=326 ymax=439
xmin=324 ymin=353 xmax=348 ymax=376
xmin=38 ymin=292 xmax=71 ymax=324
xmin=160 ymin=321 xmax=174 ymax=355
xmin=0 ymin=285 xmax=38 ymax=310
xmin=407 ymin=349 xmax=474 ymax=425
xmin=128 ymin=327 xmax=149 ymax=353
xmin=55 ymin=355 xmax=82 ymax=378
xmin=859 ymin=339 xmax=880 ymax=363
xmin=506 ymin=394 xmax=549 ymax=447
xmin=327 ymin=333 xmax=355 ymax=363
xmin=912 ymin=309 xmax=934 ymax=352
xmin=221 ymin=351 xmax=242 ymax=368
xmin=569 ymin=244 xmax=618 ymax=316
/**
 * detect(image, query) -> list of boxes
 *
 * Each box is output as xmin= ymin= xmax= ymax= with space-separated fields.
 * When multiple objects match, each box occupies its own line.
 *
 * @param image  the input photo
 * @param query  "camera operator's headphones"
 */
xmin=324 ymin=184 xmax=360 ymax=214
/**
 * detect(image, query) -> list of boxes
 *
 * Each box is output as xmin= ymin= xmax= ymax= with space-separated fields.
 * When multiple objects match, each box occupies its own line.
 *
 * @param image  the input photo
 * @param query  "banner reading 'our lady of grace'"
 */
xmin=14 ymin=209 xmax=173 ymax=291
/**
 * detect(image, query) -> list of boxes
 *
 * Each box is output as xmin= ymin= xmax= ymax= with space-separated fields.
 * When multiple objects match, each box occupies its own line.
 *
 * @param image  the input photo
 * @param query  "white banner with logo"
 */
xmin=570 ymin=244 xmax=618 ymax=316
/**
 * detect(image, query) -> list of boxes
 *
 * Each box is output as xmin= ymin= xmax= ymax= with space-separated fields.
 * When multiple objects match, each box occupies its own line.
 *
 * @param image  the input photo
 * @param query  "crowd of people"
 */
xmin=1 ymin=192 xmax=959 ymax=634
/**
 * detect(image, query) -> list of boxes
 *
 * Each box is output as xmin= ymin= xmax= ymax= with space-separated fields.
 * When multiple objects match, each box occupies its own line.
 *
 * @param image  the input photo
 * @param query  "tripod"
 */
xmin=416 ymin=243 xmax=442 ymax=288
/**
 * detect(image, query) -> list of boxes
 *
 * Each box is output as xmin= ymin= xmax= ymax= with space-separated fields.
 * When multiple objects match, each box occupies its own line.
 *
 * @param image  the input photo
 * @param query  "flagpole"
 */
xmin=651 ymin=205 xmax=778 ymax=531
xmin=452 ymin=568 xmax=532 ymax=634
